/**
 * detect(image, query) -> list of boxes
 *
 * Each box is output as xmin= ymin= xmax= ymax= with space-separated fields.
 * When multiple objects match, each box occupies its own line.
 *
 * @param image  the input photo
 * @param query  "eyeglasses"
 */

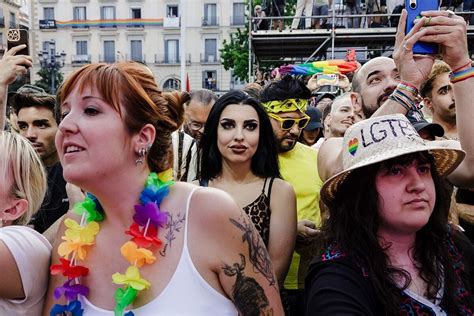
xmin=186 ymin=121 xmax=205 ymax=131
xmin=268 ymin=113 xmax=310 ymax=130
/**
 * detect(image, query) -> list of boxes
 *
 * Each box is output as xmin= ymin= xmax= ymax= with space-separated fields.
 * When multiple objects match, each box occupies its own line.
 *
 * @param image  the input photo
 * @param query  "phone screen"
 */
xmin=7 ymin=29 xmax=29 ymax=56
xmin=317 ymin=74 xmax=339 ymax=86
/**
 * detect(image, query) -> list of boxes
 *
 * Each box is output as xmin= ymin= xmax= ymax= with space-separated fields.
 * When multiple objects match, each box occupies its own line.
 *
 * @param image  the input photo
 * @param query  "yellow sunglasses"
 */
xmin=268 ymin=113 xmax=310 ymax=130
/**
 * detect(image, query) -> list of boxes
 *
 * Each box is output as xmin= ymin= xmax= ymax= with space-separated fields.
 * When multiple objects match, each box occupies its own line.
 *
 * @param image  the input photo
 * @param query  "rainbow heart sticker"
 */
xmin=348 ymin=138 xmax=359 ymax=156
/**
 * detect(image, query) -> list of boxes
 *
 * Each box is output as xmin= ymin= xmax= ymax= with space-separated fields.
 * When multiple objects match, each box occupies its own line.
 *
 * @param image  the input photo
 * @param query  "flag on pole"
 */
xmin=186 ymin=74 xmax=190 ymax=92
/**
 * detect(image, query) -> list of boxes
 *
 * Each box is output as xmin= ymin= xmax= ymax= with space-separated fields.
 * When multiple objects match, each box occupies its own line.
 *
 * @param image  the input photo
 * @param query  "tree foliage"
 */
xmin=34 ymin=67 xmax=64 ymax=94
xmin=220 ymin=28 xmax=249 ymax=82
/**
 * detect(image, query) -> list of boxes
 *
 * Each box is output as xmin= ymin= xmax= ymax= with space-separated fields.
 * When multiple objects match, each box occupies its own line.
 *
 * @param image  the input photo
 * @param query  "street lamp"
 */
xmin=37 ymin=39 xmax=66 ymax=94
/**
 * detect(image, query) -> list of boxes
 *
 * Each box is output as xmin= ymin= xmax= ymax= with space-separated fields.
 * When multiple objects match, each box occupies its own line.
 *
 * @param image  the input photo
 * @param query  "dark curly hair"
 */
xmin=56 ymin=62 xmax=188 ymax=173
xmin=199 ymin=90 xmax=281 ymax=181
xmin=321 ymin=152 xmax=474 ymax=314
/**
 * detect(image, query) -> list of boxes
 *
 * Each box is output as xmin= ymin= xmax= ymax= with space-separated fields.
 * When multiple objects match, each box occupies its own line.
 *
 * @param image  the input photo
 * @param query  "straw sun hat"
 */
xmin=320 ymin=114 xmax=465 ymax=206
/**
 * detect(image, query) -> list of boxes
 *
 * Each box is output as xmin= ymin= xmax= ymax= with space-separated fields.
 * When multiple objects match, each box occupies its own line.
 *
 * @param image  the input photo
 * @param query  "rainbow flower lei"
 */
xmin=50 ymin=172 xmax=173 ymax=316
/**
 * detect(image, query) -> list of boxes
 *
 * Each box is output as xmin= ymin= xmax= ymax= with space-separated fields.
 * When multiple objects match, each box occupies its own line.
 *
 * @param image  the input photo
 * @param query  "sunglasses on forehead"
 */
xmin=268 ymin=113 xmax=310 ymax=130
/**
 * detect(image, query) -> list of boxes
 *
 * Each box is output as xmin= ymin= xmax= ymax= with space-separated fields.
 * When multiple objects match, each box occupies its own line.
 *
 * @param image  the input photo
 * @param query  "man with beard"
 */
xmin=421 ymin=60 xmax=458 ymax=140
xmin=318 ymin=9 xmax=474 ymax=190
xmin=261 ymin=76 xmax=323 ymax=316
xmin=9 ymin=85 xmax=70 ymax=233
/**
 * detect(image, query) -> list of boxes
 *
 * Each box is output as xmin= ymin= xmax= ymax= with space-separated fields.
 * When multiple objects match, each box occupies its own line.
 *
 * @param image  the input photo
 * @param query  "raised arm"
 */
xmin=0 ymin=45 xmax=32 ymax=130
xmin=267 ymin=178 xmax=297 ymax=288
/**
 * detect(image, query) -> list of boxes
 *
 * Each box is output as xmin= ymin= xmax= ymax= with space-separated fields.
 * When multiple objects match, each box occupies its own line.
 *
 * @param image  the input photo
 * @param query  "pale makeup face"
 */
xmin=426 ymin=72 xmax=456 ymax=124
xmin=17 ymin=107 xmax=58 ymax=167
xmin=217 ymin=104 xmax=260 ymax=165
xmin=357 ymin=57 xmax=400 ymax=117
xmin=327 ymin=101 xmax=363 ymax=137
xmin=56 ymin=85 xmax=134 ymax=188
xmin=270 ymin=111 xmax=306 ymax=153
xmin=375 ymin=158 xmax=436 ymax=236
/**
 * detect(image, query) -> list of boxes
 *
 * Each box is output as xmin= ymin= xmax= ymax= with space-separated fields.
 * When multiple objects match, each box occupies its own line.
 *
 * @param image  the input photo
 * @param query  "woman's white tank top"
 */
xmin=80 ymin=187 xmax=238 ymax=315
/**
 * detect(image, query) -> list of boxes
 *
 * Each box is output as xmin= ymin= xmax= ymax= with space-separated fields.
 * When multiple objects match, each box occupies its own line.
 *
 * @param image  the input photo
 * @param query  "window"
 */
xmin=163 ymin=78 xmax=180 ymax=91
xmin=232 ymin=3 xmax=245 ymax=25
xmin=73 ymin=7 xmax=86 ymax=20
xmin=165 ymin=39 xmax=179 ymax=63
xmin=101 ymin=6 xmax=116 ymax=28
xmin=203 ymin=4 xmax=217 ymax=25
xmin=202 ymin=70 xmax=217 ymax=90
xmin=73 ymin=41 xmax=89 ymax=64
xmin=131 ymin=8 xmax=141 ymax=19
xmin=9 ymin=12 xmax=16 ymax=28
xmin=130 ymin=40 xmax=143 ymax=62
xmin=103 ymin=40 xmax=115 ymax=63
xmin=167 ymin=5 xmax=178 ymax=18
xmin=204 ymin=39 xmax=217 ymax=62
xmin=44 ymin=7 xmax=55 ymax=20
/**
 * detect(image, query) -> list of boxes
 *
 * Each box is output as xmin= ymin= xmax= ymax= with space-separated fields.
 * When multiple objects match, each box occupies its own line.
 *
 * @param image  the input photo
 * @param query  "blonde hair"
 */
xmin=0 ymin=132 xmax=47 ymax=225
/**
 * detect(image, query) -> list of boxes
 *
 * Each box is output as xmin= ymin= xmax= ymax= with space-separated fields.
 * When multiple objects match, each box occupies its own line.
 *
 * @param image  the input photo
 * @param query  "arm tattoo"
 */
xmin=223 ymin=254 xmax=274 ymax=316
xmin=159 ymin=212 xmax=186 ymax=257
xmin=230 ymin=216 xmax=276 ymax=287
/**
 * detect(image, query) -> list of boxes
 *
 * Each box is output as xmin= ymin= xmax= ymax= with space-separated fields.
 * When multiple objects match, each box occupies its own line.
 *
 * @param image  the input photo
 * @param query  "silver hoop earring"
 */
xmin=135 ymin=145 xmax=151 ymax=166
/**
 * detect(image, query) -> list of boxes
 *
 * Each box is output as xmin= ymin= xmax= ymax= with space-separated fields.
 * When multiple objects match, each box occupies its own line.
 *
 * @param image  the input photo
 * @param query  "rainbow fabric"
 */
xmin=55 ymin=19 xmax=164 ymax=28
xmin=49 ymin=172 xmax=173 ymax=316
xmin=278 ymin=60 xmax=359 ymax=76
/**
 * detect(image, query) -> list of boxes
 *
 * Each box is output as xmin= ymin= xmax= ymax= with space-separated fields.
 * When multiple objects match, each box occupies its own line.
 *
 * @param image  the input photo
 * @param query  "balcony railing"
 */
xmin=154 ymin=53 xmax=191 ymax=65
xmin=71 ymin=54 xmax=91 ymax=64
xmin=200 ymin=53 xmax=219 ymax=64
xmin=202 ymin=16 xmax=219 ymax=27
xmin=99 ymin=54 xmax=116 ymax=63
xmin=163 ymin=17 xmax=180 ymax=28
xmin=202 ymin=79 xmax=218 ymax=91
xmin=126 ymin=54 xmax=146 ymax=62
xmin=230 ymin=15 xmax=245 ymax=26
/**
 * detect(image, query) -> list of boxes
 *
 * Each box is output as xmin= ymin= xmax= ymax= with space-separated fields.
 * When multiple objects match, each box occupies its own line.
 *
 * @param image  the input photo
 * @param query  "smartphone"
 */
xmin=7 ymin=29 xmax=29 ymax=56
xmin=405 ymin=0 xmax=440 ymax=54
xmin=317 ymin=74 xmax=338 ymax=86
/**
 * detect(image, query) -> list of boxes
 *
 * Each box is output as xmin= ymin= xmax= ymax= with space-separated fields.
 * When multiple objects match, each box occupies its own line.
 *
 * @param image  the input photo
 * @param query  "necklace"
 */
xmin=49 ymin=172 xmax=173 ymax=316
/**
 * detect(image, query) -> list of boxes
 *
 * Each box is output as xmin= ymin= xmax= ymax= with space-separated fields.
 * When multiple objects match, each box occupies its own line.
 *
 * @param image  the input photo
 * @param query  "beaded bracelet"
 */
xmin=450 ymin=67 xmax=474 ymax=84
xmin=397 ymin=81 xmax=419 ymax=96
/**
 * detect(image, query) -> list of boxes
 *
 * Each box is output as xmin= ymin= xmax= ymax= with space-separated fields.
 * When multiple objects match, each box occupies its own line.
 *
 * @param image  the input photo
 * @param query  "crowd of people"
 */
xmin=0 ymin=7 xmax=474 ymax=316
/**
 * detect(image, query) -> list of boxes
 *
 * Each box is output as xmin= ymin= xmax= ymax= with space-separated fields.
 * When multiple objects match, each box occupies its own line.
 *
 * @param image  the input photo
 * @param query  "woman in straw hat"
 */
xmin=305 ymin=114 xmax=474 ymax=315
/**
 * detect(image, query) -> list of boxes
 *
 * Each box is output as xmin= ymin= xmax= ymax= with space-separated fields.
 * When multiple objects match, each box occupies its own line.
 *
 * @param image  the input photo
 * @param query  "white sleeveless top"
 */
xmin=80 ymin=187 xmax=238 ymax=315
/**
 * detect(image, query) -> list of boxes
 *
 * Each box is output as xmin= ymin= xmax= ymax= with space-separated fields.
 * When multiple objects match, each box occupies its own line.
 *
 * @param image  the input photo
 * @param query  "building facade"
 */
xmin=31 ymin=0 xmax=247 ymax=92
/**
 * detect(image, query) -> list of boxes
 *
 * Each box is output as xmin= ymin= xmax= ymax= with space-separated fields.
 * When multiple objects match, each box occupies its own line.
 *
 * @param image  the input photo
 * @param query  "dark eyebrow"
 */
xmin=33 ymin=119 xmax=51 ymax=125
xmin=62 ymin=95 xmax=105 ymax=106
xmin=220 ymin=118 xmax=235 ymax=122
xmin=366 ymin=70 xmax=381 ymax=80
xmin=437 ymin=85 xmax=451 ymax=93
xmin=244 ymin=119 xmax=258 ymax=124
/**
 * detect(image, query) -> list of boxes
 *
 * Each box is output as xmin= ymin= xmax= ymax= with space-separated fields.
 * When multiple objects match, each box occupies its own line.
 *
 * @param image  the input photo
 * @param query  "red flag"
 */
xmin=186 ymin=74 xmax=190 ymax=92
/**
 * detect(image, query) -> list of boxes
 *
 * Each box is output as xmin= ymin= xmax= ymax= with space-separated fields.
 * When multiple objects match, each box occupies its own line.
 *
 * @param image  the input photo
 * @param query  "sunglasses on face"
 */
xmin=268 ymin=113 xmax=310 ymax=130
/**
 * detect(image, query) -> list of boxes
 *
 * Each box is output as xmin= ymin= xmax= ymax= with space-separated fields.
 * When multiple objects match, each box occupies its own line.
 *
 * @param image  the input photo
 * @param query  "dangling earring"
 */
xmin=135 ymin=145 xmax=151 ymax=166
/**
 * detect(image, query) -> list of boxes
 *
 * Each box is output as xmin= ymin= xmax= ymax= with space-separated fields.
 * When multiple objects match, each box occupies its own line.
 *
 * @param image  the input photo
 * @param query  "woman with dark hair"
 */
xmin=199 ymin=90 xmax=297 ymax=287
xmin=305 ymin=114 xmax=474 ymax=315
xmin=44 ymin=63 xmax=283 ymax=315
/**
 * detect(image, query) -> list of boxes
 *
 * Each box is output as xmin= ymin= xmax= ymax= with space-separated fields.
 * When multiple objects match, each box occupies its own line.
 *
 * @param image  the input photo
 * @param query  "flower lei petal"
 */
xmin=54 ymin=279 xmax=89 ymax=301
xmin=121 ymin=241 xmax=156 ymax=267
xmin=63 ymin=219 xmax=100 ymax=243
xmin=50 ymin=258 xmax=89 ymax=278
xmin=133 ymin=202 xmax=167 ymax=227
xmin=50 ymin=299 xmax=84 ymax=316
xmin=73 ymin=196 xmax=104 ymax=223
xmin=125 ymin=223 xmax=162 ymax=249
xmin=114 ymin=287 xmax=138 ymax=316
xmin=112 ymin=266 xmax=151 ymax=291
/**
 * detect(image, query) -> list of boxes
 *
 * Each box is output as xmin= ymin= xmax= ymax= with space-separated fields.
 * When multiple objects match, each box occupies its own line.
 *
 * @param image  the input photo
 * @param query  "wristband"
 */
xmin=450 ymin=67 xmax=474 ymax=84
xmin=389 ymin=88 xmax=419 ymax=112
xmin=397 ymin=82 xmax=419 ymax=96
xmin=452 ymin=60 xmax=473 ymax=73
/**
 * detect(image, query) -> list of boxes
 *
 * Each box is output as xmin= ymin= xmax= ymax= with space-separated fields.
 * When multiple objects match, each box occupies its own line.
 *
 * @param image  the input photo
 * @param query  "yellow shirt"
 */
xmin=279 ymin=142 xmax=323 ymax=290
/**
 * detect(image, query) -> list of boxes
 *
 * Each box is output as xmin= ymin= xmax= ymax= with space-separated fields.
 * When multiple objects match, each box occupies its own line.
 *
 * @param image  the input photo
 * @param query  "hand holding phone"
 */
xmin=405 ymin=0 xmax=440 ymax=54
